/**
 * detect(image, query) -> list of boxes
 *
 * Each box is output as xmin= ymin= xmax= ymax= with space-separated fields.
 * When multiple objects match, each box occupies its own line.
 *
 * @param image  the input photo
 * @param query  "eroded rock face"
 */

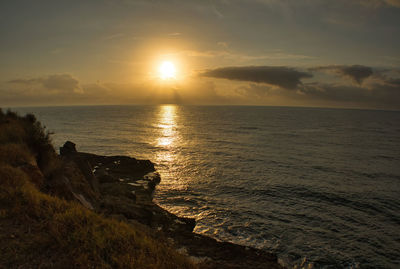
xmin=56 ymin=141 xmax=283 ymax=269
xmin=58 ymin=141 xmax=195 ymax=233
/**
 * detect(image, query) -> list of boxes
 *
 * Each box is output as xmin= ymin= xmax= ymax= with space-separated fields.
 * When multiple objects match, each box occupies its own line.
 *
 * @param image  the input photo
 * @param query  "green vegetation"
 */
xmin=0 ymin=109 xmax=196 ymax=268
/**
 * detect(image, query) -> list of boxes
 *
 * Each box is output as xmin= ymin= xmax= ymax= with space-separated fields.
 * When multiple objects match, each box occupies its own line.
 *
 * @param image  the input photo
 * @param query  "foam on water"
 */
xmin=13 ymin=105 xmax=400 ymax=268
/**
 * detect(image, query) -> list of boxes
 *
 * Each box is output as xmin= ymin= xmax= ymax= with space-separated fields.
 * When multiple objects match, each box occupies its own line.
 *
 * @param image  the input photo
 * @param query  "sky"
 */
xmin=1 ymin=0 xmax=400 ymax=109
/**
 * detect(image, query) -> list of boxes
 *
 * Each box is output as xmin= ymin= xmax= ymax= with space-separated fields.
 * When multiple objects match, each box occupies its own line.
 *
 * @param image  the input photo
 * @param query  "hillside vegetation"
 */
xmin=0 ymin=109 xmax=195 ymax=269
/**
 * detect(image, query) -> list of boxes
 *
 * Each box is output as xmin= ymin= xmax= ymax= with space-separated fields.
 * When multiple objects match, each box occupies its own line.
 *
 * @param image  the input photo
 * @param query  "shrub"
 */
xmin=0 ymin=109 xmax=57 ymax=175
xmin=24 ymin=113 xmax=36 ymax=123
xmin=5 ymin=109 xmax=18 ymax=119
xmin=0 ymin=119 xmax=27 ymax=145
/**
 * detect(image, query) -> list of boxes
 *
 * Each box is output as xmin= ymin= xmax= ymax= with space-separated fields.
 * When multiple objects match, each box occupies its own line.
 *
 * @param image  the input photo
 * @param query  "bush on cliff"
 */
xmin=0 ymin=109 xmax=56 ymax=175
xmin=0 ymin=109 xmax=196 ymax=269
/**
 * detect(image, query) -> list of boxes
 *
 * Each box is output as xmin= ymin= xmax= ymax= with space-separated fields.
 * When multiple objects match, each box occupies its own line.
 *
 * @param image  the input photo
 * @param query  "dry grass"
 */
xmin=0 ymin=109 xmax=197 ymax=269
xmin=0 ymin=143 xmax=33 ymax=166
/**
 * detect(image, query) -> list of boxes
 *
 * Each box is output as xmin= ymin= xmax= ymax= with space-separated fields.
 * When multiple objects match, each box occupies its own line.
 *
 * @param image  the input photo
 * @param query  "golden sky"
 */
xmin=1 ymin=0 xmax=400 ymax=109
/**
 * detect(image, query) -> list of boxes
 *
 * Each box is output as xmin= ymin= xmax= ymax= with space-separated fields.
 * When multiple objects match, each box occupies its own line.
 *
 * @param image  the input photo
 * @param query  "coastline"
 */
xmin=59 ymin=141 xmax=283 ymax=268
xmin=0 ymin=110 xmax=283 ymax=268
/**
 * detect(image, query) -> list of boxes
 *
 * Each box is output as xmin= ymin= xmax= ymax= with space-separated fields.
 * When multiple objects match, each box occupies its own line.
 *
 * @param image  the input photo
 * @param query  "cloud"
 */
xmin=385 ymin=0 xmax=400 ymax=7
xmin=299 ymin=83 xmax=372 ymax=103
xmin=182 ymin=49 xmax=313 ymax=62
xmin=2 ymin=67 xmax=400 ymax=109
xmin=291 ymin=70 xmax=400 ymax=108
xmin=1 ymin=73 xmax=231 ymax=106
xmin=202 ymin=64 xmax=400 ymax=109
xmin=257 ymin=0 xmax=400 ymax=8
xmin=310 ymin=65 xmax=374 ymax=84
xmin=387 ymin=78 xmax=400 ymax=86
xmin=201 ymin=66 xmax=313 ymax=89
xmin=297 ymin=79 xmax=400 ymax=109
xmin=360 ymin=0 xmax=400 ymax=8
xmin=167 ymin=32 xmax=182 ymax=36
xmin=8 ymin=74 xmax=82 ymax=93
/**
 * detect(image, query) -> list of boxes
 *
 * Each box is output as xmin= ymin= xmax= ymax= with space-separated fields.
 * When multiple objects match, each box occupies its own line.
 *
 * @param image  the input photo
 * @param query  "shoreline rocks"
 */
xmin=59 ymin=141 xmax=283 ymax=269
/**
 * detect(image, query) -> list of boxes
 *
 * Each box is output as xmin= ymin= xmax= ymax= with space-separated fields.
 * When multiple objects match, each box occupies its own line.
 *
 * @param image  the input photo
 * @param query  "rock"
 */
xmin=60 ymin=141 xmax=77 ymax=156
xmin=56 ymin=141 xmax=283 ymax=269
xmin=95 ymin=167 xmax=116 ymax=183
xmin=72 ymin=156 xmax=99 ymax=193
xmin=45 ymin=174 xmax=75 ymax=200
xmin=72 ymin=192 xmax=94 ymax=210
xmin=147 ymin=180 xmax=157 ymax=191
xmin=178 ymin=217 xmax=196 ymax=232
xmin=98 ymin=173 xmax=116 ymax=183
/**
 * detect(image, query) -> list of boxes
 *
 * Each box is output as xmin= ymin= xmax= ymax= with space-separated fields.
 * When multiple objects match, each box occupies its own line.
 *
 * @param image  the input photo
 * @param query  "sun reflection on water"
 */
xmin=154 ymin=105 xmax=181 ymax=170
xmin=156 ymin=105 xmax=177 ymax=149
xmin=153 ymin=105 xmax=188 ymax=195
xmin=153 ymin=105 xmax=193 ymax=218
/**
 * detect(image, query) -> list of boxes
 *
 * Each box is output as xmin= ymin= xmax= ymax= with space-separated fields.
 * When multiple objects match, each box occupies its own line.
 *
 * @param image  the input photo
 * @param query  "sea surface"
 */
xmin=12 ymin=105 xmax=400 ymax=268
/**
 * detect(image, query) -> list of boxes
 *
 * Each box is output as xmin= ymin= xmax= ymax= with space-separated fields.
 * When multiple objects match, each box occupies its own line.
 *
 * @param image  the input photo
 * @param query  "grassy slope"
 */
xmin=0 ymin=109 xmax=196 ymax=269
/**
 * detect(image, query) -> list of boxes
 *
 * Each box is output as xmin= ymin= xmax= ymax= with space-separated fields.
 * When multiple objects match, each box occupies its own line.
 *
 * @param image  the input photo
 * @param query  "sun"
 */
xmin=159 ymin=61 xmax=176 ymax=80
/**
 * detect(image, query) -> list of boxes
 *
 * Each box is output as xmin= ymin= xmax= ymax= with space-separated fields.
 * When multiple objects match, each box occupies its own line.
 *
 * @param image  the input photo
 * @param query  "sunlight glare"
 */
xmin=159 ymin=61 xmax=176 ymax=80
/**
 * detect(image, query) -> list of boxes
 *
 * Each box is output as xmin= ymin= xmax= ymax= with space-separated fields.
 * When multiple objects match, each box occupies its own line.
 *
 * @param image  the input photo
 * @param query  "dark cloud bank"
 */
xmin=310 ymin=65 xmax=374 ymax=84
xmin=202 ymin=66 xmax=313 ymax=90
xmin=202 ymin=65 xmax=400 ymax=109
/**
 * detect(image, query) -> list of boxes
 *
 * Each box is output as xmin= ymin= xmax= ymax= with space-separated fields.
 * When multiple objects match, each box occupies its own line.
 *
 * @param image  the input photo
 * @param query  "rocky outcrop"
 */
xmin=59 ymin=141 xmax=195 ymax=233
xmin=58 ymin=141 xmax=283 ymax=269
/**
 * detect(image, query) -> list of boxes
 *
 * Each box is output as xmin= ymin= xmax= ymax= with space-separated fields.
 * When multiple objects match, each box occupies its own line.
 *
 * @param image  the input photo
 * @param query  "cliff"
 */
xmin=0 ymin=109 xmax=283 ymax=269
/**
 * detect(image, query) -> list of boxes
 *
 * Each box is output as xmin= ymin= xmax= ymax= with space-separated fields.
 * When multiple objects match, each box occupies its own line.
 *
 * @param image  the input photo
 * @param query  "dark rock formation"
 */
xmin=59 ymin=140 xmax=77 ymax=155
xmin=56 ymin=141 xmax=283 ymax=269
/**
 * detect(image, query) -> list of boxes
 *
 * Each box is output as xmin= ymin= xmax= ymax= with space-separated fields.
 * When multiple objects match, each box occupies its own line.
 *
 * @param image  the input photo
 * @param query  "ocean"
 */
xmin=12 ymin=105 xmax=400 ymax=268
